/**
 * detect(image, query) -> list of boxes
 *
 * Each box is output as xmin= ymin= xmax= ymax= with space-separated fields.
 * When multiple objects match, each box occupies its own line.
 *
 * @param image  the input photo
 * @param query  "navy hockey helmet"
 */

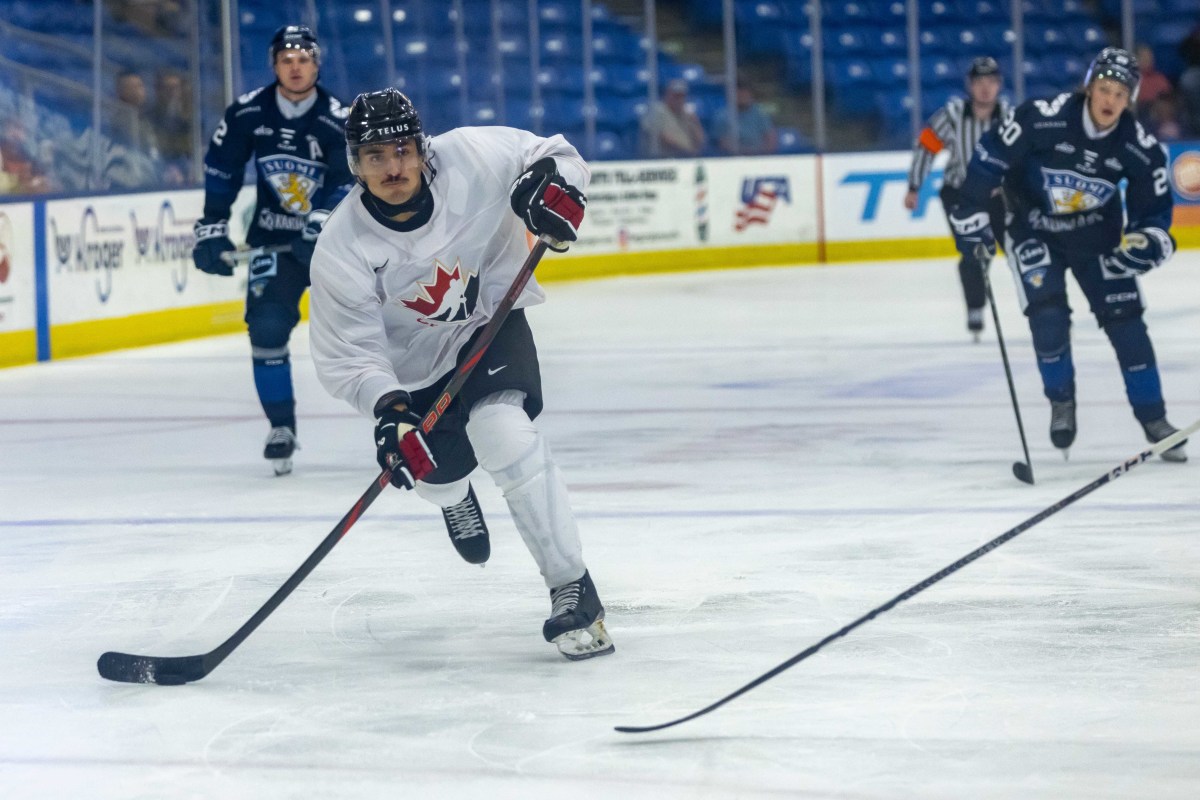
xmin=1085 ymin=47 xmax=1140 ymax=101
xmin=967 ymin=56 xmax=1000 ymax=80
xmin=345 ymin=88 xmax=426 ymax=175
xmin=269 ymin=25 xmax=321 ymax=68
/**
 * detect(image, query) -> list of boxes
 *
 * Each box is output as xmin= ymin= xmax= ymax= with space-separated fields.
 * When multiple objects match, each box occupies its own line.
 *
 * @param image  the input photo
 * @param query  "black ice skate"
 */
xmin=1142 ymin=418 xmax=1188 ymax=463
xmin=441 ymin=484 xmax=490 ymax=564
xmin=263 ymin=426 xmax=298 ymax=476
xmin=543 ymin=570 xmax=614 ymax=661
xmin=1049 ymin=399 xmax=1076 ymax=458
xmin=967 ymin=308 xmax=985 ymax=343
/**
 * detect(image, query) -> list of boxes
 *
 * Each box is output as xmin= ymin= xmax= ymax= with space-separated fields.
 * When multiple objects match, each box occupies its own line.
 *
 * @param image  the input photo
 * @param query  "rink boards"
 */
xmin=2 ymin=142 xmax=1199 ymax=366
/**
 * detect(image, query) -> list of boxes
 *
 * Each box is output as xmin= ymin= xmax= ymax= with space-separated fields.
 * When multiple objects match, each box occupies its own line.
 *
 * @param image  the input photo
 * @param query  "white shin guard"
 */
xmin=466 ymin=394 xmax=584 ymax=588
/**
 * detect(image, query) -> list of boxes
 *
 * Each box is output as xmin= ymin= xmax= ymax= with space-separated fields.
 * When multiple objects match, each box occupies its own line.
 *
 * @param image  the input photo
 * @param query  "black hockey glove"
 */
xmin=192 ymin=219 xmax=236 ymax=276
xmin=510 ymin=158 xmax=586 ymax=252
xmin=948 ymin=207 xmax=995 ymax=259
xmin=374 ymin=390 xmax=437 ymax=490
xmin=1099 ymin=229 xmax=1173 ymax=278
xmin=289 ymin=208 xmax=330 ymax=270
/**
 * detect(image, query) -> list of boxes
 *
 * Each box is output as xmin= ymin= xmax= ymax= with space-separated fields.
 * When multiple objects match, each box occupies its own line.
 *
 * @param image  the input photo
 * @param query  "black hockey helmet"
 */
xmin=269 ymin=25 xmax=321 ymax=68
xmin=345 ymin=88 xmax=426 ymax=175
xmin=1085 ymin=47 xmax=1140 ymax=101
xmin=967 ymin=56 xmax=1000 ymax=80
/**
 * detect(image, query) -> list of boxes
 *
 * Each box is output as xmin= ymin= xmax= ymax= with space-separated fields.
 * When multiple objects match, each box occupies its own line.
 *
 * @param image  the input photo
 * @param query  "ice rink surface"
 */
xmin=2 ymin=252 xmax=1198 ymax=799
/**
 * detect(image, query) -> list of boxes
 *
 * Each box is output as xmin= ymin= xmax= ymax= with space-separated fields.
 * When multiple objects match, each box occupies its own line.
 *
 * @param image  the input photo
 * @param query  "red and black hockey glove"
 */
xmin=373 ymin=391 xmax=437 ymax=490
xmin=510 ymin=157 xmax=586 ymax=252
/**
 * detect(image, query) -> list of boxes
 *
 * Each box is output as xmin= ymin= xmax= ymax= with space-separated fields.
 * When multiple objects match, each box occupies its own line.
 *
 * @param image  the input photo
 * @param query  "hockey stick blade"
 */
xmin=97 ymin=239 xmax=552 ymax=686
xmin=97 ymin=652 xmax=207 ymax=686
xmin=1012 ymin=461 xmax=1035 ymax=484
xmin=615 ymin=418 xmax=1199 ymax=734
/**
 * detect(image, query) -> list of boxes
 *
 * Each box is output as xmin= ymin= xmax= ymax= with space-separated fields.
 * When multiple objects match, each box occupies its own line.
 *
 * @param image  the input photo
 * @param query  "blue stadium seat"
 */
xmin=776 ymin=126 xmax=815 ymax=154
xmin=919 ymin=55 xmax=960 ymax=87
xmin=866 ymin=0 xmax=907 ymax=26
xmin=826 ymin=58 xmax=879 ymax=118
xmin=735 ymin=1 xmax=788 ymax=58
xmin=537 ymin=64 xmax=587 ymax=97
xmin=591 ymin=130 xmax=635 ymax=161
xmin=824 ymin=0 xmax=875 ymax=24
xmin=917 ymin=28 xmax=951 ymax=54
xmin=461 ymin=0 xmax=526 ymax=34
xmin=825 ymin=27 xmax=871 ymax=56
xmin=922 ymin=0 xmax=967 ymax=24
xmin=870 ymin=57 xmax=911 ymax=86
xmin=491 ymin=31 xmax=531 ymax=64
xmin=1026 ymin=23 xmax=1069 ymax=53
xmin=590 ymin=63 xmax=649 ymax=96
xmin=542 ymin=96 xmax=587 ymax=131
xmin=1063 ymin=21 xmax=1106 ymax=54
xmin=782 ymin=30 xmax=815 ymax=87
xmin=591 ymin=30 xmax=644 ymax=65
xmin=595 ymin=93 xmax=645 ymax=131
xmin=424 ymin=65 xmax=468 ymax=100
xmin=867 ymin=28 xmax=907 ymax=55
xmin=959 ymin=0 xmax=1008 ymax=22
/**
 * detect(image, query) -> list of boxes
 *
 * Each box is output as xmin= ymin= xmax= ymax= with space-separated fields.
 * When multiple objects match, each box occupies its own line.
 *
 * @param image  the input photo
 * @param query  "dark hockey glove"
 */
xmin=374 ymin=390 xmax=437 ymax=490
xmin=289 ymin=208 xmax=330 ymax=270
xmin=510 ymin=158 xmax=586 ymax=252
xmin=192 ymin=219 xmax=237 ymax=276
xmin=1099 ymin=230 xmax=1172 ymax=278
xmin=948 ymin=207 xmax=996 ymax=258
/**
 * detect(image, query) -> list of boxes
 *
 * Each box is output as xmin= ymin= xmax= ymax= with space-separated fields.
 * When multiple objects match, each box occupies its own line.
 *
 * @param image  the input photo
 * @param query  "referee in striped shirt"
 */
xmin=905 ymin=56 xmax=1011 ymax=340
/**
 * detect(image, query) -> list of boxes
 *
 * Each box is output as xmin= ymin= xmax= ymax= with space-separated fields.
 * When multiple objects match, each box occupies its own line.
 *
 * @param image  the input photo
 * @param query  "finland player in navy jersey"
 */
xmin=191 ymin=25 xmax=353 ymax=475
xmin=307 ymin=89 xmax=613 ymax=661
xmin=950 ymin=47 xmax=1186 ymax=462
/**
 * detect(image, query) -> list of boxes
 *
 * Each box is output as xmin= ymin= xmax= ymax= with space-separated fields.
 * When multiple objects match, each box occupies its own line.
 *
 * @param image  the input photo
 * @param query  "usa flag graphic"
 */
xmin=734 ymin=176 xmax=790 ymax=232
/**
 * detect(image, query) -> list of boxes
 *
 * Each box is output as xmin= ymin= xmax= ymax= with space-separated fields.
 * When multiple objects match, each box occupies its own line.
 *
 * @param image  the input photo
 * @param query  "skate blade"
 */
xmin=552 ymin=619 xmax=615 ymax=661
xmin=1160 ymin=445 xmax=1187 ymax=463
xmin=272 ymin=457 xmax=293 ymax=476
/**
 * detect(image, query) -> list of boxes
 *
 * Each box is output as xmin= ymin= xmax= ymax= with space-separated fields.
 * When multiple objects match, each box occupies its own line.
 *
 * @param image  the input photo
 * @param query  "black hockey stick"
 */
xmin=615 ymin=419 xmax=1198 ymax=734
xmin=977 ymin=244 xmax=1035 ymax=485
xmin=98 ymin=237 xmax=553 ymax=686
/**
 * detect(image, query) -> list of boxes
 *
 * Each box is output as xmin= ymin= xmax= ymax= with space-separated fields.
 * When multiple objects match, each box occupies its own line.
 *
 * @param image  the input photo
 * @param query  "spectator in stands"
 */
xmin=110 ymin=0 xmax=185 ymax=38
xmin=1178 ymin=24 xmax=1200 ymax=136
xmin=640 ymin=79 xmax=706 ymax=158
xmin=711 ymin=82 xmax=778 ymax=156
xmin=152 ymin=68 xmax=193 ymax=185
xmin=0 ymin=117 xmax=53 ymax=195
xmin=111 ymin=70 xmax=160 ymax=160
xmin=1134 ymin=43 xmax=1172 ymax=114
xmin=1145 ymin=93 xmax=1184 ymax=142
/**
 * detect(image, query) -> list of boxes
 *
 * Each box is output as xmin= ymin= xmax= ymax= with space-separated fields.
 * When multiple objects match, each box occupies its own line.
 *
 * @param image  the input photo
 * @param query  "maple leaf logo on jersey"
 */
xmin=401 ymin=258 xmax=479 ymax=325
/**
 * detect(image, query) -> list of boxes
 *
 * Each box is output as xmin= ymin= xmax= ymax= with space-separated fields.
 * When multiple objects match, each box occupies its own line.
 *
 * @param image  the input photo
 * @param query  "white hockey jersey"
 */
xmin=308 ymin=126 xmax=590 ymax=418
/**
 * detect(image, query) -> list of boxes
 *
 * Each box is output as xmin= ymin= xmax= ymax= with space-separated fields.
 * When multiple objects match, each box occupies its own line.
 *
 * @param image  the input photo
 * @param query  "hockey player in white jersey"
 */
xmin=308 ymin=88 xmax=613 ymax=661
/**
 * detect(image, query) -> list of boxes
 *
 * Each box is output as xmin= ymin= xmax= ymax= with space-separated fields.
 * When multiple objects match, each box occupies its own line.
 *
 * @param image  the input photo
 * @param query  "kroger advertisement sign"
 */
xmin=45 ymin=190 xmax=244 ymax=324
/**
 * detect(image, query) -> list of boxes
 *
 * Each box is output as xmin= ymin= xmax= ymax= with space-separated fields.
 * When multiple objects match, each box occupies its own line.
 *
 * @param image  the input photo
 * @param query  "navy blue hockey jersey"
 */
xmin=201 ymin=84 xmax=353 ymax=247
xmin=958 ymin=91 xmax=1173 ymax=257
